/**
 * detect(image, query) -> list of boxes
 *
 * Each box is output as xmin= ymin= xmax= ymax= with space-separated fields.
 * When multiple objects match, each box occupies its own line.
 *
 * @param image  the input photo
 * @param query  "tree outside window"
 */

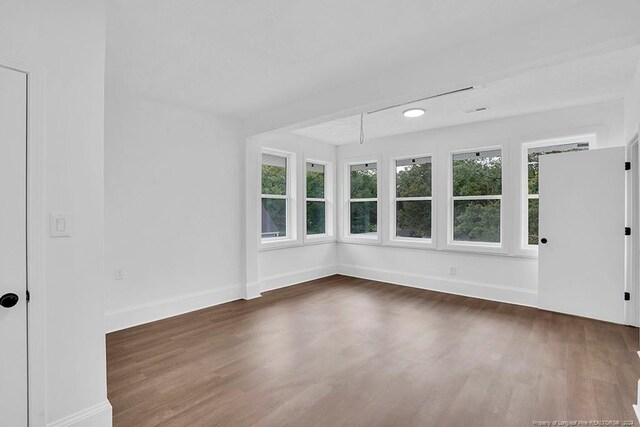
xmin=452 ymin=149 xmax=502 ymax=243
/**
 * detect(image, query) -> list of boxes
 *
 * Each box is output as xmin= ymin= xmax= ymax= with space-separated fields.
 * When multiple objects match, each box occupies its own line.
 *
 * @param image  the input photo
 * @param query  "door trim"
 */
xmin=0 ymin=54 xmax=46 ymax=426
xmin=626 ymin=135 xmax=639 ymax=326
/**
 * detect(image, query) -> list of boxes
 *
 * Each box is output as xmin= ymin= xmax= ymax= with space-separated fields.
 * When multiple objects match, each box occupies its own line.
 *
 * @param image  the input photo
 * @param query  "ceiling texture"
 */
xmin=106 ymin=0 xmax=640 ymax=136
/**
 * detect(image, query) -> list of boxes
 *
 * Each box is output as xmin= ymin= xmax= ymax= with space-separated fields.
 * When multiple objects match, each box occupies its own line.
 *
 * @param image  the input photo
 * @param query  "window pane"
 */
xmin=306 ymin=201 xmax=325 ymax=235
xmin=452 ymin=150 xmax=501 ymax=196
xmin=527 ymin=142 xmax=589 ymax=195
xmin=306 ymin=163 xmax=325 ymax=199
xmin=350 ymin=201 xmax=377 ymax=235
xmin=396 ymin=157 xmax=431 ymax=198
xmin=262 ymin=153 xmax=287 ymax=195
xmin=261 ymin=198 xmax=286 ymax=238
xmin=396 ymin=200 xmax=431 ymax=239
xmin=350 ymin=163 xmax=377 ymax=199
xmin=453 ymin=199 xmax=500 ymax=243
xmin=528 ymin=198 xmax=539 ymax=245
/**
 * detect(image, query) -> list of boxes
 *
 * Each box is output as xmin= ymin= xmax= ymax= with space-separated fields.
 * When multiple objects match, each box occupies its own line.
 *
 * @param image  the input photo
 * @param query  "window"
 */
xmin=393 ymin=156 xmax=432 ymax=239
xmin=306 ymin=162 xmax=326 ymax=235
xmin=451 ymin=149 xmax=502 ymax=244
xmin=525 ymin=139 xmax=590 ymax=246
xmin=349 ymin=162 xmax=377 ymax=236
xmin=261 ymin=153 xmax=288 ymax=239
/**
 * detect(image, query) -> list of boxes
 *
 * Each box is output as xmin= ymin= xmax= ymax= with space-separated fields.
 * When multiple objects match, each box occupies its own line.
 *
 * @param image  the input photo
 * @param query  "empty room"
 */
xmin=4 ymin=1 xmax=640 ymax=426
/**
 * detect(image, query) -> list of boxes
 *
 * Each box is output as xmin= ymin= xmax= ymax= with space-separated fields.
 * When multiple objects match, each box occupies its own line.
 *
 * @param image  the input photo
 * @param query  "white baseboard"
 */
xmin=105 ymin=285 xmax=242 ymax=333
xmin=48 ymin=400 xmax=112 ymax=427
xmin=260 ymin=265 xmax=337 ymax=293
xmin=337 ymin=264 xmax=537 ymax=307
xmin=634 ymin=404 xmax=640 ymax=424
xmin=244 ymin=281 xmax=262 ymax=300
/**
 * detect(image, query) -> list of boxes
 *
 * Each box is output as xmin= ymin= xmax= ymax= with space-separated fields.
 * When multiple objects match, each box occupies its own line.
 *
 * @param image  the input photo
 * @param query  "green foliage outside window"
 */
xmin=452 ymin=153 xmax=501 ymax=242
xmin=396 ymin=160 xmax=432 ymax=238
xmin=350 ymin=168 xmax=377 ymax=199
xmin=452 ymin=155 xmax=502 ymax=196
xmin=306 ymin=164 xmax=326 ymax=235
xmin=306 ymin=170 xmax=324 ymax=198
xmin=350 ymin=164 xmax=377 ymax=234
xmin=454 ymin=199 xmax=501 ymax=242
xmin=307 ymin=201 xmax=325 ymax=235
xmin=262 ymin=164 xmax=286 ymax=195
xmin=396 ymin=162 xmax=432 ymax=197
xmin=261 ymin=155 xmax=287 ymax=238
xmin=350 ymin=201 xmax=377 ymax=234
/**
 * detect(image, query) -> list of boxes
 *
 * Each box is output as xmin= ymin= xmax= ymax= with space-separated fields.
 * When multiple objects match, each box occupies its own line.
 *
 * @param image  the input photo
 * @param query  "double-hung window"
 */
xmin=393 ymin=156 xmax=432 ymax=240
xmin=524 ymin=137 xmax=590 ymax=246
xmin=261 ymin=152 xmax=289 ymax=240
xmin=306 ymin=162 xmax=326 ymax=236
xmin=349 ymin=162 xmax=378 ymax=236
xmin=451 ymin=149 xmax=502 ymax=244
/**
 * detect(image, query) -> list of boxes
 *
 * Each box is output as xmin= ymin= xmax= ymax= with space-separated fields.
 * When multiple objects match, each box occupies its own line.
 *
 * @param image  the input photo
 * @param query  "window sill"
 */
xmin=386 ymin=238 xmax=435 ymax=249
xmin=337 ymin=240 xmax=537 ymax=259
xmin=444 ymin=241 xmax=506 ymax=255
xmin=339 ymin=235 xmax=381 ymax=246
xmin=304 ymin=234 xmax=337 ymax=245
xmin=259 ymin=238 xmax=301 ymax=251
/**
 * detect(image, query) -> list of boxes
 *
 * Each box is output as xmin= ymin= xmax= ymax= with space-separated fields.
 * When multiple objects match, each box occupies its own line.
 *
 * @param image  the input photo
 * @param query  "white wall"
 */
xmin=336 ymin=100 xmax=625 ymax=306
xmin=625 ymin=62 xmax=640 ymax=142
xmin=104 ymin=83 xmax=245 ymax=332
xmin=0 ymin=0 xmax=111 ymax=425
xmin=245 ymin=133 xmax=338 ymax=297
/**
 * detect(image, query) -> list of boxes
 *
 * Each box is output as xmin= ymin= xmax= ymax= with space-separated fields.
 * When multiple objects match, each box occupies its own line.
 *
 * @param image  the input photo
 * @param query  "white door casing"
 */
xmin=0 ymin=65 xmax=28 ymax=426
xmin=538 ymin=147 xmax=626 ymax=324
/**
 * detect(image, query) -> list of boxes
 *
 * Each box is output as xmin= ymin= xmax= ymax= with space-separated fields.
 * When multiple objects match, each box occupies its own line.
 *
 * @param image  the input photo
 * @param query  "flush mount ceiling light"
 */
xmin=357 ymin=86 xmax=476 ymax=144
xmin=403 ymin=108 xmax=425 ymax=118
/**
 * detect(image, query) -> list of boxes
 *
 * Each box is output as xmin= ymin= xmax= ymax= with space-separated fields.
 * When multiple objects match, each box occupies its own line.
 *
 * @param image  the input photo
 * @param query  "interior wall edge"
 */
xmin=46 ymin=400 xmax=112 ymax=427
xmin=337 ymin=264 xmax=538 ymax=308
xmin=105 ymin=285 xmax=242 ymax=333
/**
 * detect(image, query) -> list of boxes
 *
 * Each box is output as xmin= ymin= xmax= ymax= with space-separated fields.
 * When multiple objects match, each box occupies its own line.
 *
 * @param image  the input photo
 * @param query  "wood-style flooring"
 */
xmin=107 ymin=275 xmax=640 ymax=426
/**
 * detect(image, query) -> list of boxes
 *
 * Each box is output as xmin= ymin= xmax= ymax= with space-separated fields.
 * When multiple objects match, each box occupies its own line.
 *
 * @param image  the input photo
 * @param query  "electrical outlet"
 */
xmin=115 ymin=269 xmax=125 ymax=280
xmin=449 ymin=266 xmax=456 ymax=276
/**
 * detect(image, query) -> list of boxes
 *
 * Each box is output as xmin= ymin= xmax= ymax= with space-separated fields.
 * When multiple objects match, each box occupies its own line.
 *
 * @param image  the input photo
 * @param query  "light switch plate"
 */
xmin=49 ymin=212 xmax=72 ymax=237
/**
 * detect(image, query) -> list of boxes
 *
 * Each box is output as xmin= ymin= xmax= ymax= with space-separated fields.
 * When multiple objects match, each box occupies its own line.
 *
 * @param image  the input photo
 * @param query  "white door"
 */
xmin=0 ymin=66 xmax=28 ymax=426
xmin=538 ymin=147 xmax=626 ymax=324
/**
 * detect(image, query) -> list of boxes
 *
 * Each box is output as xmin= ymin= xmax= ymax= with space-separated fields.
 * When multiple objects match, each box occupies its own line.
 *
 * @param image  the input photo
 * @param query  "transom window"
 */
xmin=349 ymin=162 xmax=377 ymax=236
xmin=306 ymin=162 xmax=326 ymax=235
xmin=451 ymin=149 xmax=502 ymax=244
xmin=394 ymin=156 xmax=432 ymax=239
xmin=526 ymin=140 xmax=589 ymax=246
xmin=261 ymin=153 xmax=288 ymax=239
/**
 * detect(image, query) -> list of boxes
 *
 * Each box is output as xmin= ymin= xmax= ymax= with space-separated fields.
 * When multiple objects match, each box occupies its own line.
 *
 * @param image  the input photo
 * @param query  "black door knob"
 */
xmin=540 ymin=238 xmax=548 ymax=244
xmin=0 ymin=293 xmax=19 ymax=308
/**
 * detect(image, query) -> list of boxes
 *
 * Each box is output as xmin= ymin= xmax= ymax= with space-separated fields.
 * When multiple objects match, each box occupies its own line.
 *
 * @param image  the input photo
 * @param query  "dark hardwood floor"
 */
xmin=107 ymin=275 xmax=640 ymax=426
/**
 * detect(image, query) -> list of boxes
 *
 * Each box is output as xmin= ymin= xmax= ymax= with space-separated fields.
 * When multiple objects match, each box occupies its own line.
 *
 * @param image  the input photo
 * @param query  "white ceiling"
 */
xmin=106 ymin=0 xmax=587 ymax=118
xmin=292 ymin=47 xmax=640 ymax=145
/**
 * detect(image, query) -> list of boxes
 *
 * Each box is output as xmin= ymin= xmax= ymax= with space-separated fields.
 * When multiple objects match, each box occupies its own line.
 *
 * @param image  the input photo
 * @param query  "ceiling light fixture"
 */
xmin=403 ymin=108 xmax=425 ymax=118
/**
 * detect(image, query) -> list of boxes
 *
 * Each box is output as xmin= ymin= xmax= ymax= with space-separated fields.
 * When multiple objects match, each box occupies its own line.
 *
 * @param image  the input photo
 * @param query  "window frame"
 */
xmin=389 ymin=153 xmax=435 ymax=248
xmin=260 ymin=148 xmax=297 ymax=248
xmin=447 ymin=145 xmax=505 ymax=252
xmin=304 ymin=158 xmax=335 ymax=243
xmin=520 ymin=134 xmax=595 ymax=252
xmin=341 ymin=158 xmax=381 ymax=244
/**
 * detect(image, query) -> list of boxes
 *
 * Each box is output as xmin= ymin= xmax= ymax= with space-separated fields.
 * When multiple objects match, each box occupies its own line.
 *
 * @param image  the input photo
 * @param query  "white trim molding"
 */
xmin=260 ymin=265 xmax=337 ymax=293
xmin=337 ymin=264 xmax=537 ymax=307
xmin=244 ymin=282 xmax=262 ymax=300
xmin=105 ymin=285 xmax=242 ymax=333
xmin=47 ymin=400 xmax=112 ymax=427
